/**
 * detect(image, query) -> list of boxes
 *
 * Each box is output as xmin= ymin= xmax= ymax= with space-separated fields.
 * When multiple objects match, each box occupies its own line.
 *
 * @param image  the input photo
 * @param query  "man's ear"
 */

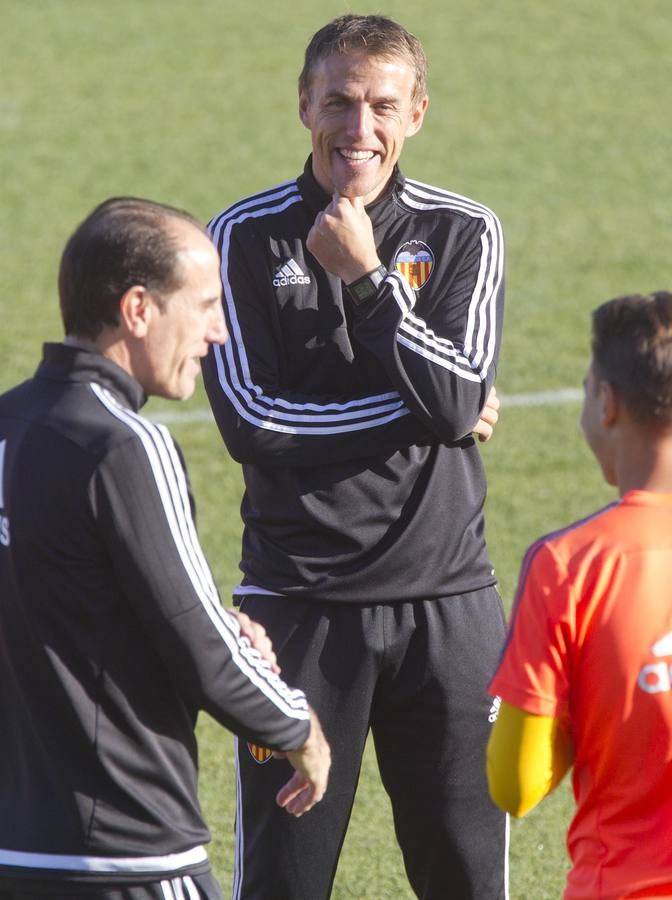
xmin=405 ymin=95 xmax=429 ymax=138
xmin=298 ymin=90 xmax=312 ymax=130
xmin=598 ymin=380 xmax=619 ymax=428
xmin=118 ymin=286 xmax=153 ymax=338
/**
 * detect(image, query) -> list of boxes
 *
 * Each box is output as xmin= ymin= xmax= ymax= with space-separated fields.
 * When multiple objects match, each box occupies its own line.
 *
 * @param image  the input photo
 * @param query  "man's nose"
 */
xmin=345 ymin=103 xmax=374 ymax=141
xmin=207 ymin=305 xmax=228 ymax=345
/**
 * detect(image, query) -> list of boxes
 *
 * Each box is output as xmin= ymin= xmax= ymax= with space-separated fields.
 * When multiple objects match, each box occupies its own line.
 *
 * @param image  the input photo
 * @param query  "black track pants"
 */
xmin=233 ymin=588 xmax=509 ymax=900
xmin=0 ymin=871 xmax=223 ymax=899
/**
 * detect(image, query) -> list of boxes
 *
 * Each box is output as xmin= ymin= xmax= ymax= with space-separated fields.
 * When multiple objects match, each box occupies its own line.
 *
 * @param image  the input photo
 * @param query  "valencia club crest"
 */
xmin=394 ymin=240 xmax=435 ymax=291
xmin=247 ymin=742 xmax=273 ymax=764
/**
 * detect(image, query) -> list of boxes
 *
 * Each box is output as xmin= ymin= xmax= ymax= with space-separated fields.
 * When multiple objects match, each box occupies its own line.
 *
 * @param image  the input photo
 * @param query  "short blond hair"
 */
xmin=299 ymin=14 xmax=428 ymax=105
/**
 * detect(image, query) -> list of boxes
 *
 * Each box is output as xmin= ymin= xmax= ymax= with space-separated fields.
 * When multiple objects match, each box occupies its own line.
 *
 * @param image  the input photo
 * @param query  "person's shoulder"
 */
xmin=207 ymin=177 xmax=303 ymax=236
xmin=81 ymin=392 xmax=187 ymax=491
xmin=398 ymin=176 xmax=502 ymax=225
xmin=0 ymin=376 xmax=33 ymax=408
xmin=525 ymin=500 xmax=623 ymax=576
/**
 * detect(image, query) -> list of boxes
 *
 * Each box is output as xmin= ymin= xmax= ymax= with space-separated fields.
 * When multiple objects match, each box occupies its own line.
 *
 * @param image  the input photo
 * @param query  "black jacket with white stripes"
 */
xmin=0 ymin=344 xmax=310 ymax=883
xmin=204 ymin=159 xmax=505 ymax=602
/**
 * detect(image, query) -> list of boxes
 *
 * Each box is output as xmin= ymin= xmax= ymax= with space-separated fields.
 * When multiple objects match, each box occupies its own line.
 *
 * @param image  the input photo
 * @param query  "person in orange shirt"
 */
xmin=487 ymin=291 xmax=672 ymax=899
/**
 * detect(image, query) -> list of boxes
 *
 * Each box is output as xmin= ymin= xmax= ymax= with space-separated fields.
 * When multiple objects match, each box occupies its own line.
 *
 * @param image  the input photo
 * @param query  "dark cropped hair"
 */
xmin=299 ymin=14 xmax=428 ymax=105
xmin=591 ymin=291 xmax=672 ymax=427
xmin=58 ymin=196 xmax=207 ymax=339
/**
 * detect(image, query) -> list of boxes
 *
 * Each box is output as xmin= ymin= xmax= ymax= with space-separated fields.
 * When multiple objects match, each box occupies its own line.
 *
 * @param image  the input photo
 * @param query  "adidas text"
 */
xmin=273 ymin=273 xmax=310 ymax=287
xmin=273 ymin=258 xmax=311 ymax=287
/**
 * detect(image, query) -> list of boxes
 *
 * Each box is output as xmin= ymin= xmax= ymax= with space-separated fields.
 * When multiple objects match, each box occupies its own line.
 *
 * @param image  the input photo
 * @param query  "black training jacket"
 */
xmin=203 ymin=159 xmax=505 ymax=602
xmin=0 ymin=344 xmax=309 ymax=885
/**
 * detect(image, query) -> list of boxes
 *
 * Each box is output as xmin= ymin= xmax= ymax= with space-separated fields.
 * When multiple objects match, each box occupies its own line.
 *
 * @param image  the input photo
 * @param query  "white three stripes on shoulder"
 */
xmin=398 ymin=179 xmax=504 ymax=380
xmin=89 ymin=383 xmax=308 ymax=720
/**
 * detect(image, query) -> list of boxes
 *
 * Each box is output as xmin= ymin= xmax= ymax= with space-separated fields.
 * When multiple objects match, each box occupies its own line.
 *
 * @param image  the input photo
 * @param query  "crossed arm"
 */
xmin=205 ymin=188 xmax=503 ymax=467
xmin=308 ymin=193 xmax=502 ymax=443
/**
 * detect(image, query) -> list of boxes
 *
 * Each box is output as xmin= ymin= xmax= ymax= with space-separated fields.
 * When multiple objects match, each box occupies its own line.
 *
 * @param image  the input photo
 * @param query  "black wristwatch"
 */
xmin=345 ymin=265 xmax=388 ymax=305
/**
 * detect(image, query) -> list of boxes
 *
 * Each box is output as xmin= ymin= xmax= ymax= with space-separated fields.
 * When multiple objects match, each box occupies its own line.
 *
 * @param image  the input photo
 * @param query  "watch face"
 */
xmin=348 ymin=266 xmax=386 ymax=304
xmin=353 ymin=279 xmax=375 ymax=301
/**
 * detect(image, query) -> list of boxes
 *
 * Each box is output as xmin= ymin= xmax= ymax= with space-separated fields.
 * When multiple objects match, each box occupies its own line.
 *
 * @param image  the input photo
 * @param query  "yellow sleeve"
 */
xmin=486 ymin=700 xmax=574 ymax=817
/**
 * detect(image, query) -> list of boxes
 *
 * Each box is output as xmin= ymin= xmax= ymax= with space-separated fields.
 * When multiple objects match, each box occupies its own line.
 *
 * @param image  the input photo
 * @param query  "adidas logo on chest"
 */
xmin=272 ymin=258 xmax=311 ymax=287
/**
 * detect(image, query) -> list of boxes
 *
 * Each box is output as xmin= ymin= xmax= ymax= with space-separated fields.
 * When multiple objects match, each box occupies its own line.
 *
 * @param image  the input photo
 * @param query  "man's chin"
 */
xmin=332 ymin=176 xmax=386 ymax=204
xmin=157 ymin=381 xmax=196 ymax=403
xmin=179 ymin=383 xmax=197 ymax=402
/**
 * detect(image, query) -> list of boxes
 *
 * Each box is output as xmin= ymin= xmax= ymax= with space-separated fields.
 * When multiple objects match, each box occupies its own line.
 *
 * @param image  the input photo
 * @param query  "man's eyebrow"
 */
xmin=321 ymin=88 xmax=350 ymax=101
xmin=322 ymin=88 xmax=401 ymax=103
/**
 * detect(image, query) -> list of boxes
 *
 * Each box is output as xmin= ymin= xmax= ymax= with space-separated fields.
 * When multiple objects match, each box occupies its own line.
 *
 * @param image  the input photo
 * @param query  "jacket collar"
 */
xmin=37 ymin=343 xmax=147 ymax=412
xmin=297 ymin=155 xmax=406 ymax=228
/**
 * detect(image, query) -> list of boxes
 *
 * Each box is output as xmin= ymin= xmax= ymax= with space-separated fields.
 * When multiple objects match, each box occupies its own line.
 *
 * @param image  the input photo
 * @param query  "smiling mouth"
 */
xmin=337 ymin=149 xmax=376 ymax=163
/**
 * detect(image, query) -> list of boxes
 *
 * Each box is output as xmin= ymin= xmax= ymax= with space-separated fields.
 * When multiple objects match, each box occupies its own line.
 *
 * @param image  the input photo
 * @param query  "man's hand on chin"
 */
xmin=306 ymin=192 xmax=381 ymax=282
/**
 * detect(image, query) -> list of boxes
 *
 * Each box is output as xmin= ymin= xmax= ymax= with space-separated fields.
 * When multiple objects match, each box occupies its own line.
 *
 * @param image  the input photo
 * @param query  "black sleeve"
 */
xmin=202 ymin=220 xmax=432 ymax=468
xmin=94 ymin=421 xmax=310 ymax=751
xmin=351 ymin=211 xmax=505 ymax=443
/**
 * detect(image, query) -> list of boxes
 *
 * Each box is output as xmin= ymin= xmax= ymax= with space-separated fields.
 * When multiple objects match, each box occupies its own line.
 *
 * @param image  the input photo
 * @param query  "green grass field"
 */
xmin=1 ymin=1 xmax=670 ymax=896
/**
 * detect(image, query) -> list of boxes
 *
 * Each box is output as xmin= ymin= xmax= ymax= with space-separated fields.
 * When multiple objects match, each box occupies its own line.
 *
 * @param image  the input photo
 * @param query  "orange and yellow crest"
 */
xmin=394 ymin=240 xmax=435 ymax=291
xmin=247 ymin=742 xmax=273 ymax=764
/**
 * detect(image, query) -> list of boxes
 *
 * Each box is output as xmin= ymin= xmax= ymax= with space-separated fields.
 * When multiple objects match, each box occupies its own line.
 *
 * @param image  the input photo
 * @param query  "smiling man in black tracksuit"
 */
xmin=0 ymin=198 xmax=330 ymax=900
xmin=203 ymin=15 xmax=507 ymax=900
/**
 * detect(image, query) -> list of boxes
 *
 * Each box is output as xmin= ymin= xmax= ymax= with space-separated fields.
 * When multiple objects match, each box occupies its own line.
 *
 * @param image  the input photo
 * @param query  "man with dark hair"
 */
xmin=204 ymin=13 xmax=507 ymax=899
xmin=487 ymin=292 xmax=672 ymax=899
xmin=58 ymin=197 xmax=207 ymax=340
xmin=0 ymin=197 xmax=330 ymax=900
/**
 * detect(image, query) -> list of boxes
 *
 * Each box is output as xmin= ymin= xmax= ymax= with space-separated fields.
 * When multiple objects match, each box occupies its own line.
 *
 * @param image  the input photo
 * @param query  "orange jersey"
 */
xmin=490 ymin=491 xmax=672 ymax=899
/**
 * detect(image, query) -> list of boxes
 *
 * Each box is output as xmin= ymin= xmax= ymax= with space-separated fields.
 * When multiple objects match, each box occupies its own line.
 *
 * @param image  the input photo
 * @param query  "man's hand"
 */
xmin=228 ymin=609 xmax=280 ymax=674
xmin=306 ymin=193 xmax=381 ymax=284
xmin=473 ymin=386 xmax=500 ymax=443
xmin=274 ymin=707 xmax=331 ymax=817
